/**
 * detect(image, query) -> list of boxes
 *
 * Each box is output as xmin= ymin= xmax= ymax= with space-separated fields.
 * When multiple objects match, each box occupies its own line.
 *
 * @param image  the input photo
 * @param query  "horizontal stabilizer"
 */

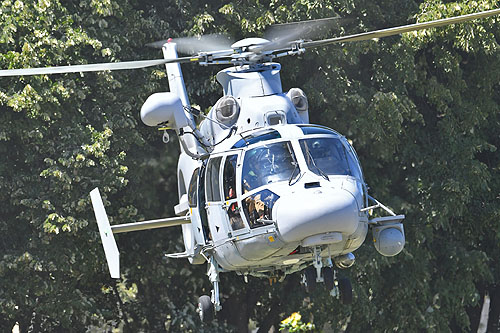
xmin=165 ymin=252 xmax=191 ymax=259
xmin=90 ymin=188 xmax=120 ymax=279
xmin=111 ymin=215 xmax=190 ymax=234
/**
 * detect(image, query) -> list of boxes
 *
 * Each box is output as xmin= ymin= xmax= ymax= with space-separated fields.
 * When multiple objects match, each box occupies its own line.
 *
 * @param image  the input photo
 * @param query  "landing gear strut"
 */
xmin=198 ymin=255 xmax=222 ymax=323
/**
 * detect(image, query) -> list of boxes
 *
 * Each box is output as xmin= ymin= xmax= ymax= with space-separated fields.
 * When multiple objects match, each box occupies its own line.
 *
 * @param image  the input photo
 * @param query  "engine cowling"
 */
xmin=140 ymin=92 xmax=190 ymax=129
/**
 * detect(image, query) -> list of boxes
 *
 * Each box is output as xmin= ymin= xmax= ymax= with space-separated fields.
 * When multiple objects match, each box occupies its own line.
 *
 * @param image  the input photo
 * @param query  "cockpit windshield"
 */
xmin=241 ymin=141 xmax=298 ymax=193
xmin=300 ymin=137 xmax=356 ymax=177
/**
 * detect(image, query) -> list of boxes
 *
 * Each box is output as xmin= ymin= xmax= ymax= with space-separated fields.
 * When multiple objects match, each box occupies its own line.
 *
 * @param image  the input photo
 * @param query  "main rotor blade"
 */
xmin=260 ymin=16 xmax=343 ymax=52
xmin=0 ymin=56 xmax=200 ymax=77
xmin=147 ymin=34 xmax=234 ymax=54
xmin=175 ymin=34 xmax=233 ymax=54
xmin=302 ymin=8 xmax=500 ymax=49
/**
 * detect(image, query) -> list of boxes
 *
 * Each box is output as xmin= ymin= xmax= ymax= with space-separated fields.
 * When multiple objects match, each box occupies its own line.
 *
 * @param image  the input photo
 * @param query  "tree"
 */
xmin=1 ymin=0 xmax=499 ymax=331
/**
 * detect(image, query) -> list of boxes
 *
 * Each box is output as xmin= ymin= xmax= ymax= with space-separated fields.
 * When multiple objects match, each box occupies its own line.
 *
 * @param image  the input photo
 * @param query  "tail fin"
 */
xmin=90 ymin=188 xmax=120 ymax=278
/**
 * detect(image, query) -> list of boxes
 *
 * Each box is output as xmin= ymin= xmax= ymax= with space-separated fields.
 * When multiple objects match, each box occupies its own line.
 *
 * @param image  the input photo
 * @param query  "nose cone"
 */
xmin=274 ymin=188 xmax=359 ymax=243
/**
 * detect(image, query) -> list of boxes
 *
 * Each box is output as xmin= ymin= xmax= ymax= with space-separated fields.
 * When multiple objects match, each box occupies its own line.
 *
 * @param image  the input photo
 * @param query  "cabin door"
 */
xmin=204 ymin=156 xmax=231 ymax=242
xmin=221 ymin=153 xmax=247 ymax=237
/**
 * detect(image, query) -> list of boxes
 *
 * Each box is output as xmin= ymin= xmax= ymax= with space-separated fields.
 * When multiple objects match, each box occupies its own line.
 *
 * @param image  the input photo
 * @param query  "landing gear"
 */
xmin=198 ymin=255 xmax=222 ymax=323
xmin=302 ymin=247 xmax=353 ymax=304
xmin=338 ymin=277 xmax=353 ymax=305
xmin=322 ymin=267 xmax=334 ymax=291
xmin=198 ymin=295 xmax=214 ymax=322
xmin=304 ymin=266 xmax=317 ymax=292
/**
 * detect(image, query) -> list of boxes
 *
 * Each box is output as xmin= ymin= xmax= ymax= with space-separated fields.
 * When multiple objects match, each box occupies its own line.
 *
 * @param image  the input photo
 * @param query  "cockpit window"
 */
xmin=232 ymin=130 xmax=281 ymax=148
xmin=300 ymin=138 xmax=352 ymax=176
xmin=241 ymin=141 xmax=298 ymax=193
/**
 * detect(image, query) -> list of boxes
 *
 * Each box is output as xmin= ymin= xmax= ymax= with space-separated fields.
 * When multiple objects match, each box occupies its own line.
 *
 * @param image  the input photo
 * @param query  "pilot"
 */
xmin=307 ymin=140 xmax=347 ymax=175
xmin=243 ymin=170 xmax=258 ymax=192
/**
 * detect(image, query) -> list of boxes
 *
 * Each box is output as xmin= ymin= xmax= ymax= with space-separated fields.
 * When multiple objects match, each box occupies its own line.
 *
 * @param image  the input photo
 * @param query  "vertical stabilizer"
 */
xmin=162 ymin=42 xmax=193 ymax=124
xmin=162 ymin=42 xmax=209 ymax=155
xmin=90 ymin=188 xmax=120 ymax=278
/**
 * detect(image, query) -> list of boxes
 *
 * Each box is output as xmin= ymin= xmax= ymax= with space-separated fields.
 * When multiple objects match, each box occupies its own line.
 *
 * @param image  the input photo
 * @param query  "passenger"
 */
xmin=228 ymin=202 xmax=244 ymax=230
xmin=253 ymin=194 xmax=266 ymax=219
xmin=246 ymin=193 xmax=267 ymax=226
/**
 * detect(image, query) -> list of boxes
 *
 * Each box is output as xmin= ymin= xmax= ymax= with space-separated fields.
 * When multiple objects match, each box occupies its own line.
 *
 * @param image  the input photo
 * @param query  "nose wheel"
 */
xmin=304 ymin=266 xmax=317 ymax=292
xmin=337 ymin=277 xmax=353 ymax=305
xmin=322 ymin=267 xmax=334 ymax=291
xmin=198 ymin=295 xmax=214 ymax=322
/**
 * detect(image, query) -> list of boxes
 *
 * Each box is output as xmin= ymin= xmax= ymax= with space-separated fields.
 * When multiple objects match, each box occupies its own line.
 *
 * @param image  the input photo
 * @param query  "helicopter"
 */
xmin=2 ymin=8 xmax=499 ymax=322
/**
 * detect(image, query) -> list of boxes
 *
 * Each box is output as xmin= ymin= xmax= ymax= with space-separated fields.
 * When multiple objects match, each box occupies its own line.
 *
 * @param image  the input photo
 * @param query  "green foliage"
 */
xmin=1 ymin=0 xmax=499 ymax=331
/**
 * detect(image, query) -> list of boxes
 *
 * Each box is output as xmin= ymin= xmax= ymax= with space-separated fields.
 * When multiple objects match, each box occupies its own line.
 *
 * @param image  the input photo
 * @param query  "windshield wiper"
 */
xmin=288 ymin=161 xmax=300 ymax=186
xmin=287 ymin=142 xmax=301 ymax=186
xmin=307 ymin=150 xmax=329 ymax=181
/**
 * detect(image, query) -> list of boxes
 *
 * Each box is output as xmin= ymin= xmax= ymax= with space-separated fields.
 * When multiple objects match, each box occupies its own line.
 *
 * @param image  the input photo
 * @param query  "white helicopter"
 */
xmin=2 ymin=8 xmax=499 ymax=322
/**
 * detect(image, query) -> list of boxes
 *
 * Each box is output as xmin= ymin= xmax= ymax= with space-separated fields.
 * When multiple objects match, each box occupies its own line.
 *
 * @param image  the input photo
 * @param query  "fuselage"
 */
xmin=184 ymin=124 xmax=369 ymax=276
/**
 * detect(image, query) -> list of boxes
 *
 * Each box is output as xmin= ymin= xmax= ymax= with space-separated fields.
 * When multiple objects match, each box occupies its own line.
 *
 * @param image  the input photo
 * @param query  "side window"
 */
xmin=223 ymin=154 xmax=245 ymax=231
xmin=228 ymin=202 xmax=245 ymax=230
xmin=345 ymin=143 xmax=364 ymax=181
xmin=205 ymin=157 xmax=222 ymax=202
xmin=188 ymin=168 xmax=199 ymax=207
xmin=242 ymin=189 xmax=280 ymax=228
xmin=223 ymin=154 xmax=238 ymax=200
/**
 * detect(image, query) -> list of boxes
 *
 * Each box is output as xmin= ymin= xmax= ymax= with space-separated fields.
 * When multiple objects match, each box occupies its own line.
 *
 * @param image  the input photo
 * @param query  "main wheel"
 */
xmin=322 ymin=267 xmax=334 ymax=291
xmin=198 ymin=295 xmax=214 ymax=322
xmin=338 ymin=278 xmax=353 ymax=305
xmin=304 ymin=266 xmax=317 ymax=293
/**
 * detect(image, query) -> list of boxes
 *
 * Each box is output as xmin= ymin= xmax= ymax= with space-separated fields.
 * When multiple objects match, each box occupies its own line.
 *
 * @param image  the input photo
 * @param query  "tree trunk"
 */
xmin=488 ymin=286 xmax=500 ymax=332
xmin=477 ymin=292 xmax=490 ymax=333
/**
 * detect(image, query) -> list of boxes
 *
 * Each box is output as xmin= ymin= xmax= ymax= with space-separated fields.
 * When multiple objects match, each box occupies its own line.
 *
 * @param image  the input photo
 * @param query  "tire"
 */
xmin=322 ymin=267 xmax=334 ymax=291
xmin=338 ymin=278 xmax=353 ymax=305
xmin=198 ymin=295 xmax=214 ymax=322
xmin=304 ymin=266 xmax=317 ymax=293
